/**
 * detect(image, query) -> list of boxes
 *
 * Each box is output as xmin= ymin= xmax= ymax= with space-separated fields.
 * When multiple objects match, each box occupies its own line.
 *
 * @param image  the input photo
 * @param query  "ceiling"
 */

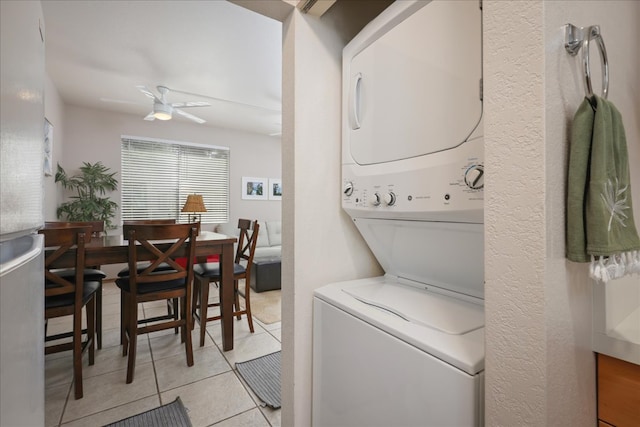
xmin=41 ymin=1 xmax=282 ymax=136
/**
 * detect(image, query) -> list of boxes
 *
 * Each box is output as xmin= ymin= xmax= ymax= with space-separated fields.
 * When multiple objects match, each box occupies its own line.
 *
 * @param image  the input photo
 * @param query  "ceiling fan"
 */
xmin=137 ymin=85 xmax=210 ymax=124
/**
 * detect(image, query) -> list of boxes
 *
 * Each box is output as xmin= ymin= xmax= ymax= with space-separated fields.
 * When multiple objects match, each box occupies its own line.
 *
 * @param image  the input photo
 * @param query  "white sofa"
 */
xmin=217 ymin=220 xmax=281 ymax=259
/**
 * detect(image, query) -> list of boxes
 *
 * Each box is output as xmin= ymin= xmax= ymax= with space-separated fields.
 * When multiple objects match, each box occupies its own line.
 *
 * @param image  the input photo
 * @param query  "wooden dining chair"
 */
xmin=192 ymin=219 xmax=259 ymax=347
xmin=40 ymin=226 xmax=99 ymax=399
xmin=116 ymin=222 xmax=198 ymax=383
xmin=44 ymin=221 xmax=107 ymax=349
xmin=118 ymin=219 xmax=180 ymax=340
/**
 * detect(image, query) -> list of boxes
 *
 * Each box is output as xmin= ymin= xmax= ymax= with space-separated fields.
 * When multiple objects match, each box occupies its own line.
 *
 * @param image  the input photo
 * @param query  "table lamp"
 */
xmin=181 ymin=194 xmax=207 ymax=223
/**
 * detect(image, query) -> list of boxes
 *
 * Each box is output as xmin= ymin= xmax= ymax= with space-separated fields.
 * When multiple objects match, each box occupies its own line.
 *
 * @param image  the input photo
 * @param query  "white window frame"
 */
xmin=120 ymin=135 xmax=229 ymax=224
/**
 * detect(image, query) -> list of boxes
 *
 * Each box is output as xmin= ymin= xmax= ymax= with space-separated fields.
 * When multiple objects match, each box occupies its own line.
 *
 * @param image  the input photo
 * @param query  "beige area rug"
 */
xmin=249 ymin=288 xmax=281 ymax=324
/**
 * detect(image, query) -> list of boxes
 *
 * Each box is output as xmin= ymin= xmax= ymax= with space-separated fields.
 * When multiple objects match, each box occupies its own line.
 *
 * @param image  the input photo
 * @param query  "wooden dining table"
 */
xmin=45 ymin=231 xmax=238 ymax=351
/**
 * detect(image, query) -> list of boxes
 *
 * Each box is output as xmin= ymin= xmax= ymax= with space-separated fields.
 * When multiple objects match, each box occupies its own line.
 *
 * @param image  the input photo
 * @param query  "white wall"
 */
xmin=53 ymin=104 xmax=282 ymax=229
xmin=44 ymin=74 xmax=65 ymax=220
xmin=485 ymin=1 xmax=640 ymax=425
xmin=280 ymin=7 xmax=383 ymax=427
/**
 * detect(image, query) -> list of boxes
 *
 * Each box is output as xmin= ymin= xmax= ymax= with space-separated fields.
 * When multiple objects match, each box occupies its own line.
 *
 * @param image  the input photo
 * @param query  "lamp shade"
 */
xmin=181 ymin=194 xmax=207 ymax=213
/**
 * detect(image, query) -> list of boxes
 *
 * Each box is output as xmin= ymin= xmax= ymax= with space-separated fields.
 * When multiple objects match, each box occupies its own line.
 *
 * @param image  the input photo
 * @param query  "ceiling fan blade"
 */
xmin=167 ymin=86 xmax=280 ymax=113
xmin=100 ymin=97 xmax=145 ymax=105
xmin=143 ymin=111 xmax=156 ymax=121
xmin=170 ymin=101 xmax=211 ymax=108
xmin=136 ymin=85 xmax=160 ymax=102
xmin=174 ymin=108 xmax=205 ymax=124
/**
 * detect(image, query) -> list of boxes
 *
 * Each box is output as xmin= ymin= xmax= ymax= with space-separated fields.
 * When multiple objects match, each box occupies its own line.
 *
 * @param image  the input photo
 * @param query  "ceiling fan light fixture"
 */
xmin=153 ymin=102 xmax=172 ymax=120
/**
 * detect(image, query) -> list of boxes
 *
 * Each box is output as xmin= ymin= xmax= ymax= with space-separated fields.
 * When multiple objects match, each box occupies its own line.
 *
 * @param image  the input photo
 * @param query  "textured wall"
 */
xmin=484 ymin=1 xmax=547 ymax=425
xmin=544 ymin=0 xmax=640 ymax=418
xmin=486 ymin=0 xmax=639 ymax=425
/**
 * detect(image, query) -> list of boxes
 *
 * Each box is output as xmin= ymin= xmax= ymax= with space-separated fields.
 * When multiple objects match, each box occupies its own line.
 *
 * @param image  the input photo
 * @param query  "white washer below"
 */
xmin=312 ymin=276 xmax=485 ymax=427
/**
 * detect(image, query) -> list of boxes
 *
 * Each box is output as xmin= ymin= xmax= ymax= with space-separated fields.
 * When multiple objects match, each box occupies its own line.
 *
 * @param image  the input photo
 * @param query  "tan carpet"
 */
xmin=249 ymin=288 xmax=281 ymax=324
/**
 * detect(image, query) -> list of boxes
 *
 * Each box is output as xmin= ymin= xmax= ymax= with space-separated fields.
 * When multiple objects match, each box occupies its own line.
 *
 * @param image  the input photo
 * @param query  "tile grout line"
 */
xmin=141 ymin=303 xmax=165 ymax=406
xmin=56 ymin=380 xmax=72 ymax=427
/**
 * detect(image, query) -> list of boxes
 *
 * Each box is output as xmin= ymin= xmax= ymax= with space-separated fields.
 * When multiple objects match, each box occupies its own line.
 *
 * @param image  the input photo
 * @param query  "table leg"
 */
xmin=220 ymin=243 xmax=235 ymax=351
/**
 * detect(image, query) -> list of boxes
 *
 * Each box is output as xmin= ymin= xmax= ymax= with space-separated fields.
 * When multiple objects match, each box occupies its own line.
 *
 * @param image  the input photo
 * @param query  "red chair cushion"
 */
xmin=175 ymin=254 xmax=219 ymax=268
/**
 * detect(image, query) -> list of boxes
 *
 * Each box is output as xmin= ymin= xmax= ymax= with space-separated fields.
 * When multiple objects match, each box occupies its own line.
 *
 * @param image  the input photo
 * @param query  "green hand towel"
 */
xmin=567 ymin=95 xmax=640 ymax=282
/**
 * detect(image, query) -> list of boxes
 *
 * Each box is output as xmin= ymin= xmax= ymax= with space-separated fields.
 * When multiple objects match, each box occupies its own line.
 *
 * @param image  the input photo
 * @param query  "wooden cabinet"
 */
xmin=597 ymin=353 xmax=640 ymax=426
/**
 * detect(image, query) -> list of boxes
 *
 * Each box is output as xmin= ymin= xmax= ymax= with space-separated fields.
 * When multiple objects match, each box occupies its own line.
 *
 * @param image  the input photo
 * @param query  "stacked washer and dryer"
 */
xmin=312 ymin=1 xmax=485 ymax=426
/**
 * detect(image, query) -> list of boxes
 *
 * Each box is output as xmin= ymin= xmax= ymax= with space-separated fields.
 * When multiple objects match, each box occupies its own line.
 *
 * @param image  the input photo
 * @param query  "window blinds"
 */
xmin=121 ymin=137 xmax=229 ymax=224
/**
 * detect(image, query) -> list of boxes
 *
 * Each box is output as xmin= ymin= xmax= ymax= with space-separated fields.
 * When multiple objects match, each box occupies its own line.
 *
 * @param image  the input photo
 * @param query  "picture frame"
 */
xmin=242 ymin=176 xmax=268 ymax=200
xmin=269 ymin=178 xmax=282 ymax=200
xmin=44 ymin=118 xmax=53 ymax=176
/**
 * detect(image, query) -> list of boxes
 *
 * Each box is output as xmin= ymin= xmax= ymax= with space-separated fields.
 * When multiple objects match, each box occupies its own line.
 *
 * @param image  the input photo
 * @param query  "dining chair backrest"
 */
xmin=191 ymin=218 xmax=260 ymax=341
xmin=235 ymin=219 xmax=260 ymax=267
xmin=122 ymin=223 xmax=199 ymax=294
xmin=45 ymin=220 xmax=104 ymax=237
xmin=40 ymin=226 xmax=92 ymax=298
xmin=123 ymin=219 xmax=202 ymax=236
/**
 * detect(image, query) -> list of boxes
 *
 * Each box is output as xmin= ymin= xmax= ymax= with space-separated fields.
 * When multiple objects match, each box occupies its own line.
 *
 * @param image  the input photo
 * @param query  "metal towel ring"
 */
xmin=564 ymin=24 xmax=609 ymax=100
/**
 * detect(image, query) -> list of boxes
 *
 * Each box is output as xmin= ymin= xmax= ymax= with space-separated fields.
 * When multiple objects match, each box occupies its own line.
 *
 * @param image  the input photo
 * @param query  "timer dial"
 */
xmin=464 ymin=165 xmax=484 ymax=190
xmin=343 ymin=181 xmax=354 ymax=197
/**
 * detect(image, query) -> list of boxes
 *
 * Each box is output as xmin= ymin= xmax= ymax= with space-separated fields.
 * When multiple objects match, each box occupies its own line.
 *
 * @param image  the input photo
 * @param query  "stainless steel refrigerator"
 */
xmin=0 ymin=1 xmax=46 ymax=425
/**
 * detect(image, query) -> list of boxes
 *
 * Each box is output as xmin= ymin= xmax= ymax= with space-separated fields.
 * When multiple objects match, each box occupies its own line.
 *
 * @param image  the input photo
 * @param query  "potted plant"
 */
xmin=55 ymin=161 xmax=119 ymax=229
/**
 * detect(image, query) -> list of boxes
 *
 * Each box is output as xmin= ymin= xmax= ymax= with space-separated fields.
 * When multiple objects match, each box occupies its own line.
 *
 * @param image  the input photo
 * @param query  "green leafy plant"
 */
xmin=55 ymin=161 xmax=118 ymax=229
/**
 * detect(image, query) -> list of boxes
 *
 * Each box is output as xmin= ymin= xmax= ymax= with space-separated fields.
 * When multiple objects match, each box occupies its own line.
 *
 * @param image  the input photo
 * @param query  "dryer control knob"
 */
xmin=343 ymin=181 xmax=354 ymax=197
xmin=383 ymin=192 xmax=396 ymax=206
xmin=464 ymin=165 xmax=485 ymax=190
xmin=370 ymin=193 xmax=381 ymax=206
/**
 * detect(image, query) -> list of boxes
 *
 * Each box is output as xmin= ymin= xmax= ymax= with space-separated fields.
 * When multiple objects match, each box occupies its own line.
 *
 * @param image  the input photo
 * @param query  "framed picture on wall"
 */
xmin=44 ymin=118 xmax=53 ymax=176
xmin=242 ymin=177 xmax=268 ymax=200
xmin=269 ymin=178 xmax=282 ymax=200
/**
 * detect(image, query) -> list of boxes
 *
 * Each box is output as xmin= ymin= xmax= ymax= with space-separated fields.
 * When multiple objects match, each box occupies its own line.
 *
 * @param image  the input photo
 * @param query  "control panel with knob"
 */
xmin=464 ymin=164 xmax=484 ymax=190
xmin=343 ymin=181 xmax=354 ymax=197
xmin=341 ymin=138 xmax=484 ymax=222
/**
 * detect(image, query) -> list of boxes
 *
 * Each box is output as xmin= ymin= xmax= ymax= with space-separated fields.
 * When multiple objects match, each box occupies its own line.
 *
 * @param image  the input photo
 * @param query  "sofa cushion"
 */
xmin=253 ymin=246 xmax=281 ymax=259
xmin=255 ymin=221 xmax=270 ymax=248
xmin=266 ymin=221 xmax=281 ymax=246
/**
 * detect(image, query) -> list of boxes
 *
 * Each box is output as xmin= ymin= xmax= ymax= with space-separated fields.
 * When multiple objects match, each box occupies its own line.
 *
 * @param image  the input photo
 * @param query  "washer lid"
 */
xmin=315 ymin=276 xmax=485 ymax=375
xmin=344 ymin=281 xmax=483 ymax=335
xmin=352 ymin=218 xmax=484 ymax=300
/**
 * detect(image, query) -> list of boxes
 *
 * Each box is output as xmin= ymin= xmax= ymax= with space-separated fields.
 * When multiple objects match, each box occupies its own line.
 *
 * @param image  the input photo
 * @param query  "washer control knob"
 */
xmin=383 ymin=192 xmax=396 ymax=206
xmin=464 ymin=165 xmax=485 ymax=190
xmin=343 ymin=181 xmax=354 ymax=197
xmin=370 ymin=192 xmax=381 ymax=206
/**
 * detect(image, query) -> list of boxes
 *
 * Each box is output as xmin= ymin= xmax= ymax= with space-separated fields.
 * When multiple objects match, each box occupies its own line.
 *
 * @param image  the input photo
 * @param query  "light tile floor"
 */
xmin=45 ymin=281 xmax=282 ymax=427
